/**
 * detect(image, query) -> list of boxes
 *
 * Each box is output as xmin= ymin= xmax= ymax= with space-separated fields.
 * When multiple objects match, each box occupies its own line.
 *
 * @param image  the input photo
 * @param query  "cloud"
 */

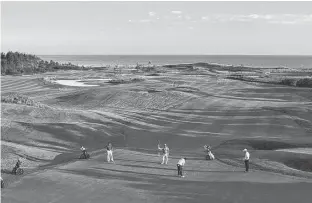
xmin=188 ymin=26 xmax=194 ymax=30
xmin=139 ymin=19 xmax=152 ymax=23
xmin=149 ymin=12 xmax=156 ymax=17
xmin=200 ymin=14 xmax=312 ymax=24
xmin=171 ymin=11 xmax=182 ymax=14
xmin=268 ymin=20 xmax=297 ymax=25
xmin=201 ymin=16 xmax=210 ymax=21
xmin=128 ymin=19 xmax=154 ymax=23
xmin=185 ymin=15 xmax=192 ymax=20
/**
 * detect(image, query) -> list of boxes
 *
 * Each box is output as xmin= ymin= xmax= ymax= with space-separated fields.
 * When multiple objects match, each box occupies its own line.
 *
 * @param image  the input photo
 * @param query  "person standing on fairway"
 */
xmin=204 ymin=145 xmax=215 ymax=160
xmin=106 ymin=142 xmax=114 ymax=163
xmin=177 ymin=157 xmax=186 ymax=177
xmin=158 ymin=144 xmax=169 ymax=164
xmin=80 ymin=145 xmax=87 ymax=158
xmin=243 ymin=149 xmax=250 ymax=172
xmin=157 ymin=141 xmax=161 ymax=157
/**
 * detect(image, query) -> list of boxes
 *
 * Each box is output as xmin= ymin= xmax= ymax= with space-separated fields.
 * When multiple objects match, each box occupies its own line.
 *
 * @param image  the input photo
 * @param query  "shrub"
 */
xmin=296 ymin=78 xmax=312 ymax=87
xmin=1 ymin=93 xmax=45 ymax=108
xmin=279 ymin=78 xmax=297 ymax=86
xmin=108 ymin=77 xmax=144 ymax=84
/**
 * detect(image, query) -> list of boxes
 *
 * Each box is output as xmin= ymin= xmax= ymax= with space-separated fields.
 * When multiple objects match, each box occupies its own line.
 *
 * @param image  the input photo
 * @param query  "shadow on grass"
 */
xmin=116 ymin=158 xmax=161 ymax=165
xmin=1 ymin=169 xmax=12 ymax=175
xmin=57 ymin=168 xmax=157 ymax=182
xmin=92 ymin=166 xmax=173 ymax=178
xmin=119 ymin=163 xmax=242 ymax=173
xmin=40 ymin=152 xmax=81 ymax=168
xmin=119 ymin=163 xmax=176 ymax=171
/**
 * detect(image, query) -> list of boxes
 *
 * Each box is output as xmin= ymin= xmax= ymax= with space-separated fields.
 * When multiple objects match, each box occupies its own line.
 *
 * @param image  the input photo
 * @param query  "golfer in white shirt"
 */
xmin=158 ymin=144 xmax=169 ymax=164
xmin=177 ymin=157 xmax=187 ymax=177
xmin=243 ymin=149 xmax=250 ymax=172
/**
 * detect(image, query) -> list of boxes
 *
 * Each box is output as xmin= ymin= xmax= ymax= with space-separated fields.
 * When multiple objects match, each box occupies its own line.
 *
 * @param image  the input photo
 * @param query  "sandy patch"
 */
xmin=276 ymin=148 xmax=312 ymax=155
xmin=53 ymin=80 xmax=99 ymax=87
xmin=80 ymin=79 xmax=111 ymax=81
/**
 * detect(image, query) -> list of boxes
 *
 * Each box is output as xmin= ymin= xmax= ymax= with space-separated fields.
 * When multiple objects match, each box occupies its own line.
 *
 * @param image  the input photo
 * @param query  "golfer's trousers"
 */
xmin=177 ymin=164 xmax=183 ymax=176
xmin=244 ymin=160 xmax=249 ymax=172
xmin=107 ymin=150 xmax=114 ymax=162
xmin=162 ymin=154 xmax=169 ymax=164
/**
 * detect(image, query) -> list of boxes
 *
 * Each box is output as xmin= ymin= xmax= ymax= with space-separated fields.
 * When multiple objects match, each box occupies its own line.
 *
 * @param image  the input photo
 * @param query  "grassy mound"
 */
xmin=284 ymin=158 xmax=312 ymax=172
xmin=226 ymin=75 xmax=312 ymax=88
xmin=260 ymin=151 xmax=312 ymax=173
xmin=219 ymin=139 xmax=312 ymax=150
xmin=53 ymin=88 xmax=191 ymax=111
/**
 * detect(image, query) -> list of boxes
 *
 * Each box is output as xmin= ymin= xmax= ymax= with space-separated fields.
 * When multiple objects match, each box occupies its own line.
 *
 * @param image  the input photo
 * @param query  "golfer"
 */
xmin=243 ymin=148 xmax=250 ymax=172
xmin=204 ymin=145 xmax=215 ymax=160
xmin=158 ymin=144 xmax=169 ymax=164
xmin=80 ymin=145 xmax=87 ymax=157
xmin=177 ymin=157 xmax=187 ymax=177
xmin=106 ymin=142 xmax=114 ymax=163
xmin=157 ymin=141 xmax=161 ymax=157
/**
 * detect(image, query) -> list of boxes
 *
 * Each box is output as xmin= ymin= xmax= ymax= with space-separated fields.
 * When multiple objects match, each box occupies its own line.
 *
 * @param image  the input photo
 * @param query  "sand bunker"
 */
xmin=53 ymin=80 xmax=99 ymax=87
xmin=276 ymin=148 xmax=312 ymax=155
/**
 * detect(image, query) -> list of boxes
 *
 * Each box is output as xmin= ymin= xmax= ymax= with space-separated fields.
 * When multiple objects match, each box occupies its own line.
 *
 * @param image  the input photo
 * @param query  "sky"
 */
xmin=1 ymin=1 xmax=312 ymax=55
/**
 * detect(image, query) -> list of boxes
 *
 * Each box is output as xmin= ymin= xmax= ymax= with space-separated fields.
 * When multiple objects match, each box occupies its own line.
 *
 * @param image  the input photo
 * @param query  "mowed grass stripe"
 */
xmin=2 ymin=83 xmax=41 ymax=91
xmin=2 ymin=86 xmax=45 ymax=94
xmin=1 ymin=79 xmax=40 ymax=88
xmin=16 ymin=87 xmax=52 ymax=94
xmin=1 ymin=80 xmax=37 ymax=88
xmin=29 ymin=90 xmax=79 ymax=100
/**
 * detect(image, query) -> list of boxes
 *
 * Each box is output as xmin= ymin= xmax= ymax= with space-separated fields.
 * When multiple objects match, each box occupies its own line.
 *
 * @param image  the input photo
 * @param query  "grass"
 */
xmin=1 ymin=62 xmax=312 ymax=202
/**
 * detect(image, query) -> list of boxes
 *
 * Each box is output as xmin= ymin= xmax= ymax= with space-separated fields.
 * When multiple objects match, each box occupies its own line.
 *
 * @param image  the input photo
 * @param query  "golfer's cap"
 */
xmin=164 ymin=144 xmax=167 ymax=145
xmin=243 ymin=149 xmax=248 ymax=152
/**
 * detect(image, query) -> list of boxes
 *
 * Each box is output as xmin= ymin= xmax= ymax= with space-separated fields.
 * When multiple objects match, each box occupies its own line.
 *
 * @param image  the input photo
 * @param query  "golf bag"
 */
xmin=12 ymin=167 xmax=24 ymax=175
xmin=206 ymin=151 xmax=215 ymax=160
xmin=80 ymin=151 xmax=90 ymax=159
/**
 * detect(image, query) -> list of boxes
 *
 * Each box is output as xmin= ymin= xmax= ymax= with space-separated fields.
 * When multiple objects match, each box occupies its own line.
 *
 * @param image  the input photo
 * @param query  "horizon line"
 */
xmin=37 ymin=54 xmax=312 ymax=56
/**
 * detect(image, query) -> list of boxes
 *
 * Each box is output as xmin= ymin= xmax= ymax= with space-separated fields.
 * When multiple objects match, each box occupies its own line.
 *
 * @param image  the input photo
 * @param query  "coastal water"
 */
xmin=39 ymin=55 xmax=312 ymax=69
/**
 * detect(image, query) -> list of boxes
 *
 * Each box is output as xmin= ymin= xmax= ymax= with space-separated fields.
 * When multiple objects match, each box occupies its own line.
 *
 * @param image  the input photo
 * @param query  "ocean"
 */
xmin=39 ymin=55 xmax=312 ymax=69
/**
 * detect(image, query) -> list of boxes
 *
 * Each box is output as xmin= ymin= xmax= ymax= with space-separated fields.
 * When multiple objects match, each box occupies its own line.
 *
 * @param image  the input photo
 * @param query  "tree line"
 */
xmin=1 ymin=51 xmax=83 ymax=75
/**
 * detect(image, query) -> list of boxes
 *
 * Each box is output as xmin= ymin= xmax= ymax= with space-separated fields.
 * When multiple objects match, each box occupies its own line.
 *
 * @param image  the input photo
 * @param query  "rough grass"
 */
xmin=218 ymin=139 xmax=312 ymax=150
xmin=1 ymin=93 xmax=46 ymax=108
xmin=108 ymin=77 xmax=145 ymax=84
xmin=226 ymin=75 xmax=312 ymax=88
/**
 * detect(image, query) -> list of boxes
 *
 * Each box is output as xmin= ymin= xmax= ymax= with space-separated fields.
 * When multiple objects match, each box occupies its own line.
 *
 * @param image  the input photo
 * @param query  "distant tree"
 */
xmin=1 ymin=51 xmax=82 ymax=75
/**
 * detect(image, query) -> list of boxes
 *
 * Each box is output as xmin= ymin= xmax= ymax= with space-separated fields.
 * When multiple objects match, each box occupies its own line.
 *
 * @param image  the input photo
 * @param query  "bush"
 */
xmin=147 ymin=73 xmax=160 ymax=76
xmin=108 ymin=77 xmax=144 ymax=84
xmin=279 ymin=78 xmax=297 ymax=86
xmin=296 ymin=78 xmax=312 ymax=87
xmin=1 ymin=93 xmax=45 ymax=108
